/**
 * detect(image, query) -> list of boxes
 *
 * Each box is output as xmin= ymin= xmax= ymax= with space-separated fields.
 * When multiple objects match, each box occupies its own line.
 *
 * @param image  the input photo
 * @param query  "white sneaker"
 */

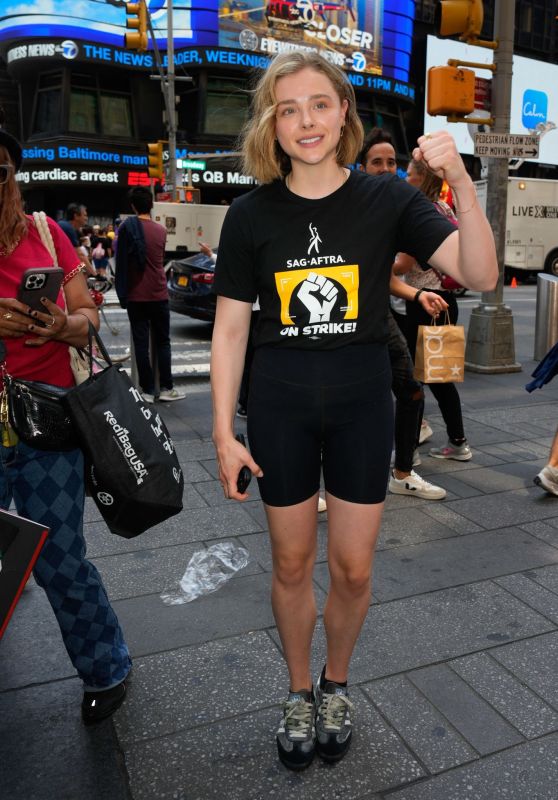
xmin=142 ymin=393 xmax=155 ymax=404
xmin=419 ymin=421 xmax=433 ymax=444
xmin=159 ymin=388 xmax=184 ymax=402
xmin=534 ymin=465 xmax=558 ymax=496
xmin=388 ymin=470 xmax=446 ymax=500
xmin=318 ymin=496 xmax=327 ymax=513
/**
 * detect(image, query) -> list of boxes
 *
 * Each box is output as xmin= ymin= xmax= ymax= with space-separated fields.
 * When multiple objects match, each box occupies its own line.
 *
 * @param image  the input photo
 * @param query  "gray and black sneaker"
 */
xmin=315 ymin=673 xmax=354 ymax=762
xmin=276 ymin=689 xmax=316 ymax=770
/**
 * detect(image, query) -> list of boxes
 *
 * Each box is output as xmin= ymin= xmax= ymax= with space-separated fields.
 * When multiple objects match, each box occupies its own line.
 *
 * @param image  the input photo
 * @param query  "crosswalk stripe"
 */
xmin=100 ymin=304 xmax=212 ymax=378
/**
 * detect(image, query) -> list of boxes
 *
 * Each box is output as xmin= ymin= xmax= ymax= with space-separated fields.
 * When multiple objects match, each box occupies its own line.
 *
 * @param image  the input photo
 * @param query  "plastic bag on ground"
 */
xmin=160 ymin=542 xmax=249 ymax=605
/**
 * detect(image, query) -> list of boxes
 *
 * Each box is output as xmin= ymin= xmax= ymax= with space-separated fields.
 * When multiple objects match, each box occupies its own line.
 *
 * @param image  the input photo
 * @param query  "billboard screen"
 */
xmin=425 ymin=35 xmax=558 ymax=167
xmin=0 ymin=0 xmax=208 ymax=49
xmin=218 ymin=0 xmax=383 ymax=76
xmin=0 ymin=0 xmax=415 ymax=85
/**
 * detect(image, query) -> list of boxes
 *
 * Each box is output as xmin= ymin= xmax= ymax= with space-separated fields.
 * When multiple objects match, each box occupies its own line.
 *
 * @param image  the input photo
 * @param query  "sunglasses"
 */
xmin=0 ymin=164 xmax=15 ymax=185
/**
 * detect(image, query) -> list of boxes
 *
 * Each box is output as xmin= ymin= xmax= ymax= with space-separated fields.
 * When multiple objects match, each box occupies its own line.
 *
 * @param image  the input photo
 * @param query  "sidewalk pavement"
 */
xmin=3 ymin=289 xmax=558 ymax=800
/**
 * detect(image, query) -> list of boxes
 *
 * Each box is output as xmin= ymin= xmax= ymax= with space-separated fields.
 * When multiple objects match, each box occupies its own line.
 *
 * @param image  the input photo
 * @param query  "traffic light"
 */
xmin=427 ymin=66 xmax=475 ymax=116
xmin=428 ymin=0 xmax=495 ymax=123
xmin=436 ymin=0 xmax=484 ymax=44
xmin=184 ymin=188 xmax=201 ymax=204
xmin=125 ymin=0 xmax=148 ymax=52
xmin=147 ymin=141 xmax=164 ymax=180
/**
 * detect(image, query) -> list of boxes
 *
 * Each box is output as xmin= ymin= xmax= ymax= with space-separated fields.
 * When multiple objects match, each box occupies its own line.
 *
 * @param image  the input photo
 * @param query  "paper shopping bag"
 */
xmin=414 ymin=317 xmax=465 ymax=384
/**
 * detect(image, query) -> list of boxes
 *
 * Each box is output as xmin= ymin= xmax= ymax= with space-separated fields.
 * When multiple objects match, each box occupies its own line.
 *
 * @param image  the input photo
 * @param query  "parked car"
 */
xmin=167 ymin=251 xmax=217 ymax=322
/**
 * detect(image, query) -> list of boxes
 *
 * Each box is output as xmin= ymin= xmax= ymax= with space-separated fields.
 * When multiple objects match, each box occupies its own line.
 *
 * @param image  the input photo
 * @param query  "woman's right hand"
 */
xmin=0 ymin=298 xmax=33 ymax=338
xmin=214 ymin=433 xmax=263 ymax=501
xmin=419 ymin=291 xmax=449 ymax=318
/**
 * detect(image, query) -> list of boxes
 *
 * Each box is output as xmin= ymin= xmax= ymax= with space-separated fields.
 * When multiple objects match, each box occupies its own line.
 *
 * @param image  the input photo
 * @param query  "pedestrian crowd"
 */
xmin=57 ymin=203 xmax=116 ymax=280
xmin=1 ymin=50 xmax=558 ymax=783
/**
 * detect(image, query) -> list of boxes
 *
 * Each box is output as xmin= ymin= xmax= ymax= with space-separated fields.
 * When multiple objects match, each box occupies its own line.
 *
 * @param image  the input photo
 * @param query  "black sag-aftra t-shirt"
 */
xmin=214 ymin=170 xmax=455 ymax=350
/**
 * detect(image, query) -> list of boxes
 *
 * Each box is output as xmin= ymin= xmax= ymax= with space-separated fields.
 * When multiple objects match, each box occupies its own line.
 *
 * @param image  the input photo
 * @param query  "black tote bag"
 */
xmin=63 ymin=325 xmax=184 ymax=538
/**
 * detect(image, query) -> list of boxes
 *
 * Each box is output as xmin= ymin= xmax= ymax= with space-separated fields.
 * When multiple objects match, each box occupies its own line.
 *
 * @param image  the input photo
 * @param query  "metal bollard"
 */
xmin=534 ymin=273 xmax=558 ymax=361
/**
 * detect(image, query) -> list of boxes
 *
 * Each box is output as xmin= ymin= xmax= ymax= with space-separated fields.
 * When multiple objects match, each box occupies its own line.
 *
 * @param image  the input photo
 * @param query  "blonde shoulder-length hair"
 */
xmin=241 ymin=51 xmax=364 ymax=184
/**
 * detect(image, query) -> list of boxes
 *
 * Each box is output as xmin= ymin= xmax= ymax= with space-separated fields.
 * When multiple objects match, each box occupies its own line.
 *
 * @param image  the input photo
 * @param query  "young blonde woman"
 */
xmin=211 ymin=51 xmax=497 ymax=770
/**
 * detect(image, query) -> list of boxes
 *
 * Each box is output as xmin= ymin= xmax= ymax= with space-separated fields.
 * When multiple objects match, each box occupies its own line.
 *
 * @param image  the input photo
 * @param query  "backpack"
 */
xmin=92 ymin=241 xmax=104 ymax=259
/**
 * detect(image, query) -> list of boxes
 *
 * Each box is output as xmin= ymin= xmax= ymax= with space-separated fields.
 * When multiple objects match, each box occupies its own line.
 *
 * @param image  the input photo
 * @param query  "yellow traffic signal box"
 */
xmin=427 ymin=66 xmax=475 ymax=116
xmin=125 ymin=1 xmax=148 ymax=52
xmin=147 ymin=141 xmax=164 ymax=180
xmin=436 ymin=0 xmax=484 ymax=44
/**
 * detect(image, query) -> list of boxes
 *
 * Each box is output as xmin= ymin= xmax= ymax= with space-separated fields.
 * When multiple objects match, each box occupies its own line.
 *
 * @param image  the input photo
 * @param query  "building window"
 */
xmin=100 ymin=95 xmax=133 ymax=137
xmin=372 ymin=99 xmax=407 ymax=156
xmin=68 ymin=72 xmax=133 ymax=137
xmin=204 ymin=77 xmax=249 ymax=136
xmin=34 ymin=90 xmax=62 ymax=134
xmin=32 ymin=71 xmax=62 ymax=134
xmin=414 ymin=0 xmax=437 ymax=23
xmin=358 ymin=108 xmax=375 ymax=137
xmin=69 ymin=89 xmax=98 ymax=133
xmin=517 ymin=0 xmax=553 ymax=52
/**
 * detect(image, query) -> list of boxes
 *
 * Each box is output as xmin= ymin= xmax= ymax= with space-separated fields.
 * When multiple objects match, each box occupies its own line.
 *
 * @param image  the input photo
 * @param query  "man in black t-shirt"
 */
xmin=359 ymin=127 xmax=447 ymax=501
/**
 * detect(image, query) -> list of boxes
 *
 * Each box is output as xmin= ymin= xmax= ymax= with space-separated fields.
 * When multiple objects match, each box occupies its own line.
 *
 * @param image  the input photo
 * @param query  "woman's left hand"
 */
xmin=413 ymin=131 xmax=469 ymax=187
xmin=419 ymin=290 xmax=449 ymax=318
xmin=24 ymin=298 xmax=68 ymax=346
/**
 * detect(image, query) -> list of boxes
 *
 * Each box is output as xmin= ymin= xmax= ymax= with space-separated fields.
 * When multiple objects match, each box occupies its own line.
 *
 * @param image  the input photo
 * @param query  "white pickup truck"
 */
xmin=505 ymin=177 xmax=558 ymax=280
xmin=151 ymin=201 xmax=229 ymax=256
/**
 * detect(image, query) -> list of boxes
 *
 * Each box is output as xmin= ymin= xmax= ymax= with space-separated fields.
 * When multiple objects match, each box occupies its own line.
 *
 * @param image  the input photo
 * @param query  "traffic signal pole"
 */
xmin=126 ymin=0 xmax=190 ymax=192
xmin=144 ymin=0 xmax=190 ymax=193
xmin=166 ymin=0 xmax=177 ymax=193
xmin=465 ymin=3 xmax=521 ymax=372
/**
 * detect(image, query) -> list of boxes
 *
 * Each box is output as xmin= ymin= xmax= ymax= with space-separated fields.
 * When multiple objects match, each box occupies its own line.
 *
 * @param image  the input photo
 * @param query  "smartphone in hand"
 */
xmin=235 ymin=433 xmax=252 ymax=494
xmin=17 ymin=267 xmax=64 ymax=315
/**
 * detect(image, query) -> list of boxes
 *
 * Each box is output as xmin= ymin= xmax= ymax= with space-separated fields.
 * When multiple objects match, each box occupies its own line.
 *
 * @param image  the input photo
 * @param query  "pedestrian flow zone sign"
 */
xmin=474 ymin=133 xmax=539 ymax=159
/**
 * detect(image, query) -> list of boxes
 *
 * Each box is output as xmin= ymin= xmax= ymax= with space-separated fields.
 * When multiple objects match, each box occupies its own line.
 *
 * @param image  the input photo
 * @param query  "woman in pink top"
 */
xmin=0 ymin=128 xmax=131 ymax=725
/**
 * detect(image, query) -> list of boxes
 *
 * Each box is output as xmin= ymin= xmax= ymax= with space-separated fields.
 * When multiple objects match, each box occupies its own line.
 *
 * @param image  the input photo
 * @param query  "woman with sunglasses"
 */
xmin=0 ymin=128 xmax=131 ymax=724
xmin=211 ymin=51 xmax=497 ymax=770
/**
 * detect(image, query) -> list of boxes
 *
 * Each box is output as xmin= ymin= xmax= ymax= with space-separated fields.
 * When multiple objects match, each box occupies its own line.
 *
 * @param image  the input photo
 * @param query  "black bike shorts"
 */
xmin=246 ymin=343 xmax=393 ymax=507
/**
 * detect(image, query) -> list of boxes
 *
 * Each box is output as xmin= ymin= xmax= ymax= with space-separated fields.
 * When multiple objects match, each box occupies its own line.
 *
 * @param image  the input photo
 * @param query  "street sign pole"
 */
xmin=465 ymin=1 xmax=521 ymax=373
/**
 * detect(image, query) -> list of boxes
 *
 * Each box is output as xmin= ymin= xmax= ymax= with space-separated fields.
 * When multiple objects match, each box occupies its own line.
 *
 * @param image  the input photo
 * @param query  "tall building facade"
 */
xmin=0 ymin=0 xmax=417 ymax=218
xmin=0 ymin=0 xmax=556 ymax=220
